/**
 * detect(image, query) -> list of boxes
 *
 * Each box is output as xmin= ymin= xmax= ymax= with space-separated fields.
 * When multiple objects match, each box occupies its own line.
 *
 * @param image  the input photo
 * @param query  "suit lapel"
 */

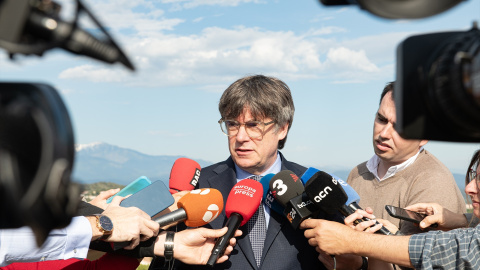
xmin=206 ymin=158 xmax=258 ymax=269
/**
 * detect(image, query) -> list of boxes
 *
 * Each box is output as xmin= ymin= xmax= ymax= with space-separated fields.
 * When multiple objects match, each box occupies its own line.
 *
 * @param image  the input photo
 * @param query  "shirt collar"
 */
xmin=366 ymin=147 xmax=424 ymax=182
xmin=235 ymin=152 xmax=282 ymax=181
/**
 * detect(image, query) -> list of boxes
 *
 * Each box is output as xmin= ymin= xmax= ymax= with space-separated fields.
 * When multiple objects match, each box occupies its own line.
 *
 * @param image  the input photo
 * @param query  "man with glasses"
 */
xmin=151 ymin=75 xmax=327 ymax=270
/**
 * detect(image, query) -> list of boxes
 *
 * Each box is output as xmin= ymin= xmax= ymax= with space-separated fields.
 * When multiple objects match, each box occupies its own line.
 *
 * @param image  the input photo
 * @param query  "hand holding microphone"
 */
xmin=206 ymin=179 xmax=263 ymax=267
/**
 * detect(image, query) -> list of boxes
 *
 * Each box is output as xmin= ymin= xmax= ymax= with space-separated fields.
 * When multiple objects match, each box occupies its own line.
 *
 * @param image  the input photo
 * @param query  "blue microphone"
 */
xmin=260 ymin=174 xmax=284 ymax=215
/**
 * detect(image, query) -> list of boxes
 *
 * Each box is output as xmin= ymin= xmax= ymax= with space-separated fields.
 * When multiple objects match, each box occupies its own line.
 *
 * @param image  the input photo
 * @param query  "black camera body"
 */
xmin=395 ymin=26 xmax=480 ymax=142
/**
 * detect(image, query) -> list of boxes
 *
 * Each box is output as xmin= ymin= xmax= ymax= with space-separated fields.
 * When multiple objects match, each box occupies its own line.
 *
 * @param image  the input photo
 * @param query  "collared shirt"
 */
xmin=409 ymin=225 xmax=480 ymax=269
xmin=234 ymin=152 xmax=282 ymax=228
xmin=0 ymin=216 xmax=92 ymax=266
xmin=366 ymin=147 xmax=424 ymax=181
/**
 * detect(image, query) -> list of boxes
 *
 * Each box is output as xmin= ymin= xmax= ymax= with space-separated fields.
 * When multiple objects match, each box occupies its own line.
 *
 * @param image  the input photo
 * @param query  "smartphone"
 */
xmin=120 ymin=180 xmax=175 ymax=217
xmin=385 ymin=205 xmax=438 ymax=228
xmin=106 ymin=176 xmax=152 ymax=203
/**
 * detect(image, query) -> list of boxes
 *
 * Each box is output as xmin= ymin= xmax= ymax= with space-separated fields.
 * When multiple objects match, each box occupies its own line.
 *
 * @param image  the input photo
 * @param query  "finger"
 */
xmin=97 ymin=189 xmax=120 ymax=200
xmin=110 ymin=195 xmax=126 ymax=206
xmin=229 ymin=237 xmax=237 ymax=247
xmin=344 ymin=212 xmax=367 ymax=227
xmin=354 ymin=220 xmax=377 ymax=232
xmin=300 ymin=218 xmax=319 ymax=229
xmin=405 ymin=203 xmax=431 ymax=213
xmin=143 ymin=219 xmax=161 ymax=235
xmin=307 ymin=237 xmax=318 ymax=247
xmin=365 ymin=223 xmax=383 ymax=234
xmin=201 ymin=227 xmax=228 ymax=239
xmin=125 ymin=237 xmax=140 ymax=250
xmin=419 ymin=215 xmax=439 ymax=229
xmin=234 ymin=229 xmax=242 ymax=238
xmin=364 ymin=207 xmax=374 ymax=214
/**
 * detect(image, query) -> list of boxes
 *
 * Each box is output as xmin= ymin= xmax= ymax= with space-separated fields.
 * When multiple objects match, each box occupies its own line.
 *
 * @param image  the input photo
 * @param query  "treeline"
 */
xmin=82 ymin=182 xmax=125 ymax=197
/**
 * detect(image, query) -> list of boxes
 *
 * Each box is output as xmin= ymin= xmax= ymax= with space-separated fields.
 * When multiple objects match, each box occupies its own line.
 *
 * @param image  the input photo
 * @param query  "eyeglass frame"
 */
xmin=468 ymin=168 xmax=480 ymax=187
xmin=218 ymin=118 xmax=275 ymax=139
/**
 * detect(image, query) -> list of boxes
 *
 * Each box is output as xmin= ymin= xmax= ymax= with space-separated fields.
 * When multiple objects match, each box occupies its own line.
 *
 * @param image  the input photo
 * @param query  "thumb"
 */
xmin=109 ymin=195 xmax=126 ymax=206
xmin=202 ymin=227 xmax=229 ymax=238
xmin=419 ymin=215 xmax=438 ymax=229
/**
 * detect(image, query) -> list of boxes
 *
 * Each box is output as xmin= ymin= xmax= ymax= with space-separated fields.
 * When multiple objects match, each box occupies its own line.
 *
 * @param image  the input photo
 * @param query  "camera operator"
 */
xmin=300 ymin=149 xmax=480 ymax=269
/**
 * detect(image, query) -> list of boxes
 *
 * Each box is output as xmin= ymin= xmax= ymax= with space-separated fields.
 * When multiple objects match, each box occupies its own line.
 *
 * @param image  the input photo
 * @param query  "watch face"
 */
xmin=99 ymin=215 xmax=113 ymax=232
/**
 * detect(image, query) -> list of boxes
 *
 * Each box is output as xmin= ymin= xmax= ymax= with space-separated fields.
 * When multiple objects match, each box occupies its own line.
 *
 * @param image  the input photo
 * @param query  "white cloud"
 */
xmin=58 ymin=65 xmax=129 ymax=82
xmin=161 ymin=0 xmax=263 ymax=10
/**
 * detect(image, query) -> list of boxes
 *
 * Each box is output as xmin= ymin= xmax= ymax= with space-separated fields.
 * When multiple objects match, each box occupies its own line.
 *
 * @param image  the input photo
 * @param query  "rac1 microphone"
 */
xmin=154 ymin=188 xmax=223 ymax=228
xmin=269 ymin=170 xmax=318 ymax=229
xmin=169 ymin=157 xmax=201 ymax=194
xmin=206 ymin=179 xmax=263 ymax=267
xmin=304 ymin=171 xmax=392 ymax=235
xmin=260 ymin=173 xmax=284 ymax=215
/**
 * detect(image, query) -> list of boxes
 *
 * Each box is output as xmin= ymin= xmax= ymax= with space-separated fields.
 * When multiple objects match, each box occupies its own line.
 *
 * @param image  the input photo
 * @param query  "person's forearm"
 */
xmin=351 ymin=233 xmax=413 ymax=268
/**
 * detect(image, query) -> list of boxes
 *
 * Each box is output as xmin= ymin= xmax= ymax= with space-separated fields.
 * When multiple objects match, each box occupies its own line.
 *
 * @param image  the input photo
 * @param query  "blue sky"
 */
xmin=1 ymin=0 xmax=480 ymax=175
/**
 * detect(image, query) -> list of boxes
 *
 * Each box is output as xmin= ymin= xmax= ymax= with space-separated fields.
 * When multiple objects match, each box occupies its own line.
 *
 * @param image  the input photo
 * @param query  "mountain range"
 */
xmin=73 ymin=142 xmax=467 ymax=200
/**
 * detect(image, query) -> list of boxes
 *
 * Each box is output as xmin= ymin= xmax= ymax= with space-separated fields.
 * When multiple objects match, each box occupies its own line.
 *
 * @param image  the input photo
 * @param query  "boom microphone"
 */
xmin=269 ymin=170 xmax=318 ymax=229
xmin=304 ymin=171 xmax=392 ymax=235
xmin=169 ymin=157 xmax=201 ymax=194
xmin=154 ymin=188 xmax=223 ymax=228
xmin=206 ymin=179 xmax=263 ymax=267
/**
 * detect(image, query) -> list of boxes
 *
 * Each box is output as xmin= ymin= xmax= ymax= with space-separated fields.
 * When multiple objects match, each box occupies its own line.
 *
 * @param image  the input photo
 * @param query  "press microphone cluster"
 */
xmin=207 ymin=178 xmax=263 ymax=267
xmin=303 ymin=169 xmax=392 ymax=235
xmin=268 ymin=170 xmax=318 ymax=229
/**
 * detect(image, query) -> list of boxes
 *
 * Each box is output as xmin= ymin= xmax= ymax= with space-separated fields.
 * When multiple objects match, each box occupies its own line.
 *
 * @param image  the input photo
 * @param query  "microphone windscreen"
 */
xmin=225 ymin=179 xmax=263 ymax=226
xmin=260 ymin=174 xmax=284 ymax=215
xmin=269 ymin=170 xmax=304 ymax=207
xmin=301 ymin=167 xmax=360 ymax=206
xmin=169 ymin=158 xmax=201 ymax=194
xmin=304 ymin=171 xmax=348 ymax=214
xmin=178 ymin=188 xmax=224 ymax=227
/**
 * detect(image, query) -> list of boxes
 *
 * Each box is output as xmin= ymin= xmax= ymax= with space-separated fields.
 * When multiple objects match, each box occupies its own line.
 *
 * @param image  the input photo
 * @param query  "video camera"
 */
xmin=319 ymin=0 xmax=480 ymax=142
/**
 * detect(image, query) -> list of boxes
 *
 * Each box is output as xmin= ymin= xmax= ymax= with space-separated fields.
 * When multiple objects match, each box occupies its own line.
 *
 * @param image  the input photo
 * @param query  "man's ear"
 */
xmin=277 ymin=123 xmax=289 ymax=140
xmin=419 ymin=140 xmax=428 ymax=147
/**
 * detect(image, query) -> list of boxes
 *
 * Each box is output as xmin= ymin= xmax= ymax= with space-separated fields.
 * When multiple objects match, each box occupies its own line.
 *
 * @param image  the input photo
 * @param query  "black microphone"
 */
xmin=304 ymin=171 xmax=392 ymax=235
xmin=0 ymin=0 xmax=134 ymax=70
xmin=269 ymin=170 xmax=318 ymax=229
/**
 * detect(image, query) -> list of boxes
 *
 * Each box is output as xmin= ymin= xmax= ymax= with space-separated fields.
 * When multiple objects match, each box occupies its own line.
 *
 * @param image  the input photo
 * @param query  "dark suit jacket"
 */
xmin=150 ymin=152 xmax=326 ymax=270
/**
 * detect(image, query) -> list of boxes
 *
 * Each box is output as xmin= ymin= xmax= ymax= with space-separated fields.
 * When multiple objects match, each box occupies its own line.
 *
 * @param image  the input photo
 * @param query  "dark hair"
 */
xmin=465 ymin=149 xmax=480 ymax=187
xmin=379 ymin=81 xmax=395 ymax=105
xmin=218 ymin=75 xmax=294 ymax=149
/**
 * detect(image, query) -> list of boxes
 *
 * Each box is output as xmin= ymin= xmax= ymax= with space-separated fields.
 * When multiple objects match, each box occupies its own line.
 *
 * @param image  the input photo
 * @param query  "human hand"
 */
xmin=89 ymin=188 xmax=121 ymax=210
xmin=300 ymin=219 xmax=356 ymax=255
xmin=152 ymin=191 xmax=189 ymax=230
xmin=100 ymin=196 xmax=160 ymax=249
xmin=406 ymin=203 xmax=467 ymax=230
xmin=154 ymin=227 xmax=242 ymax=264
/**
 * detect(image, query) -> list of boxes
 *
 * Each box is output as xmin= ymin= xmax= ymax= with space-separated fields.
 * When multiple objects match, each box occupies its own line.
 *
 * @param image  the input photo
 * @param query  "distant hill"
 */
xmin=72 ymin=142 xmax=212 ymax=185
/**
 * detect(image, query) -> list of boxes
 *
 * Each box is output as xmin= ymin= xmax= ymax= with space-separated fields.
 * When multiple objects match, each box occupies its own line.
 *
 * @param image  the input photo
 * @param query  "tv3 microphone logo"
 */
xmin=190 ymin=168 xmax=201 ymax=187
xmin=271 ymin=179 xmax=288 ymax=197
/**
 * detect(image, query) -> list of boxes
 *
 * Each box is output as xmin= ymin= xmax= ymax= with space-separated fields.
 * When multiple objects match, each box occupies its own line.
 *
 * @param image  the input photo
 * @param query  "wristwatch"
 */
xmin=94 ymin=214 xmax=113 ymax=240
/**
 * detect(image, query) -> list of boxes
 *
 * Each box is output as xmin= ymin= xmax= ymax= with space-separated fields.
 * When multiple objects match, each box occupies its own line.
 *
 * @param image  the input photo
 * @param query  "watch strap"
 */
xmin=164 ymin=231 xmax=175 ymax=262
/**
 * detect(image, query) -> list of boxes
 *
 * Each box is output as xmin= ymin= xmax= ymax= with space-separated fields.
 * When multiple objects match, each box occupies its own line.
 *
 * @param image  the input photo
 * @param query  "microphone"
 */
xmin=154 ymin=188 xmax=223 ymax=228
xmin=269 ymin=170 xmax=318 ymax=229
xmin=259 ymin=173 xmax=284 ymax=215
xmin=206 ymin=179 xmax=263 ymax=267
xmin=169 ymin=157 xmax=201 ymax=194
xmin=304 ymin=171 xmax=392 ymax=235
xmin=0 ymin=0 xmax=134 ymax=70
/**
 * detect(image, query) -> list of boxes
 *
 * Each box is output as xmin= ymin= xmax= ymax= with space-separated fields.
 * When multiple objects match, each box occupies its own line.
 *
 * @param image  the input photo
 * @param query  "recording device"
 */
xmin=385 ymin=205 xmax=438 ymax=228
xmin=260 ymin=173 xmax=284 ymax=215
xmin=0 ymin=0 xmax=134 ymax=70
xmin=395 ymin=24 xmax=480 ymax=142
xmin=154 ymin=188 xmax=223 ymax=228
xmin=207 ymin=179 xmax=263 ymax=267
xmin=0 ymin=82 xmax=82 ymax=245
xmin=317 ymin=0 xmax=464 ymax=19
xmin=119 ymin=180 xmax=174 ymax=217
xmin=304 ymin=171 xmax=392 ymax=235
xmin=106 ymin=176 xmax=152 ymax=204
xmin=269 ymin=170 xmax=319 ymax=229
xmin=169 ymin=157 xmax=201 ymax=194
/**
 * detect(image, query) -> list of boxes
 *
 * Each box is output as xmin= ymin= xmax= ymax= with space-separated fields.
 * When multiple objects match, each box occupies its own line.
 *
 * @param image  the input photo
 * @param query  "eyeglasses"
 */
xmin=468 ymin=168 xmax=480 ymax=187
xmin=218 ymin=119 xmax=275 ymax=139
